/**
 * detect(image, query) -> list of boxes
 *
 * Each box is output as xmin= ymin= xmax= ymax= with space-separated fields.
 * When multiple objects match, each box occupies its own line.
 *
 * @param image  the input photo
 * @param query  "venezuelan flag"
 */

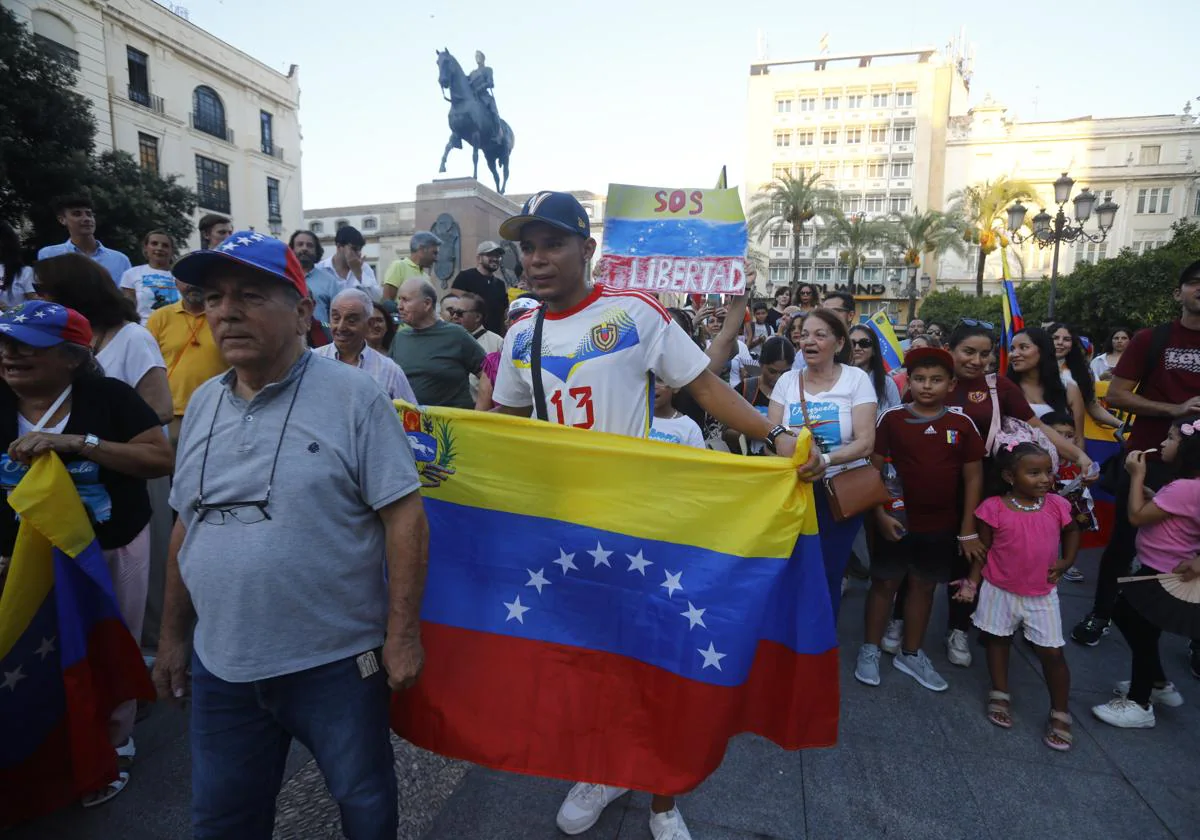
xmin=0 ymin=455 xmax=154 ymax=827
xmin=867 ymin=311 xmax=905 ymax=373
xmin=1000 ymin=279 xmax=1024 ymax=372
xmin=1082 ymin=381 xmax=1124 ymax=550
xmin=391 ymin=406 xmax=838 ymax=793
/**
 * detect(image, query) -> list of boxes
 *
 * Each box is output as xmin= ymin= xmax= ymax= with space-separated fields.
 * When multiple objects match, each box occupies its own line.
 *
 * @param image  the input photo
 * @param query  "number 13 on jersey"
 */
xmin=549 ymin=386 xmax=595 ymax=429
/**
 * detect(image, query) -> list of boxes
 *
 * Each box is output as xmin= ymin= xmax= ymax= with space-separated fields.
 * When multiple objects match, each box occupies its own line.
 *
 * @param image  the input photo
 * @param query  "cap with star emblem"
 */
xmin=172 ymin=230 xmax=308 ymax=298
xmin=0 ymin=300 xmax=92 ymax=347
xmin=499 ymin=191 xmax=591 ymax=241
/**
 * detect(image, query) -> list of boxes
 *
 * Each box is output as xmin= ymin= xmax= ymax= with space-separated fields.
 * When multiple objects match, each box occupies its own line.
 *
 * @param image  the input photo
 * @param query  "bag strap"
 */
xmin=985 ymin=373 xmax=1001 ymax=452
xmin=1133 ymin=322 xmax=1172 ymax=395
xmin=797 ymin=370 xmax=813 ymax=429
xmin=530 ymin=306 xmax=549 ymax=422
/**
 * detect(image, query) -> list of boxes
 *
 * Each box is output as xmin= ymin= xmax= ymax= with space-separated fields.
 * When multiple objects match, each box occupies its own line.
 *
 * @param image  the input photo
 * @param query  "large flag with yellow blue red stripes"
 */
xmin=0 ymin=454 xmax=154 ymax=827
xmin=390 ymin=405 xmax=839 ymax=793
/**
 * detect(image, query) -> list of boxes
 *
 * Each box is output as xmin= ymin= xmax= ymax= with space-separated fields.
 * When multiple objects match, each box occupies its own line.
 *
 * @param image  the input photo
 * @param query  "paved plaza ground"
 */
xmin=12 ymin=548 xmax=1200 ymax=840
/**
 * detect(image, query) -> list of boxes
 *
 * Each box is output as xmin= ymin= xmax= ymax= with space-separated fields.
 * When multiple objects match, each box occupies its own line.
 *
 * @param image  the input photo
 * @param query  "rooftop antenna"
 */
xmin=818 ymin=33 xmax=830 ymax=55
xmin=756 ymin=28 xmax=769 ymax=61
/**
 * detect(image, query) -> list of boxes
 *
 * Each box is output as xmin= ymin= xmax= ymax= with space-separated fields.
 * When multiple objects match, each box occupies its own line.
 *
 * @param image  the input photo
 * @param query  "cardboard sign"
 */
xmin=594 ymin=184 xmax=747 ymax=295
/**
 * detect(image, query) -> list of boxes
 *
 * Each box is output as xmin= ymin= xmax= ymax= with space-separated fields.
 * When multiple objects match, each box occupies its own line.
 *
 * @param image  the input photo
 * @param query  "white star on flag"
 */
xmin=525 ymin=568 xmax=550 ymax=595
xmin=32 ymin=311 xmax=47 ymax=318
xmin=553 ymin=548 xmax=577 ymax=575
xmin=588 ymin=541 xmax=612 ymax=568
xmin=11 ymin=314 xmax=27 ymax=323
xmin=661 ymin=570 xmax=683 ymax=598
xmin=0 ymin=325 xmax=10 ymax=332
xmin=698 ymin=642 xmax=726 ymax=671
xmin=234 ymin=236 xmax=254 ymax=246
xmin=44 ymin=305 xmax=60 ymax=313
xmin=2 ymin=666 xmax=26 ymax=691
xmin=680 ymin=602 xmax=707 ymax=629
xmin=35 ymin=637 xmax=56 ymax=660
xmin=249 ymin=232 xmax=266 ymax=241
xmin=503 ymin=595 xmax=530 ymax=624
xmin=626 ymin=550 xmax=652 ymax=575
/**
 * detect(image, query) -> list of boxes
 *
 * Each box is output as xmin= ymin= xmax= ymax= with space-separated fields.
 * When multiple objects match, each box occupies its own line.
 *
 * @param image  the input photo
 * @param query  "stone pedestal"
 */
xmin=415 ymin=179 xmax=522 ymax=287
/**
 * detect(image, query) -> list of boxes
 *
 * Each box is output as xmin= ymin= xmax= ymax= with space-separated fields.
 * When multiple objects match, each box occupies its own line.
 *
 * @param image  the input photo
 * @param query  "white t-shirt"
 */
xmin=120 ymin=264 xmax=179 ymax=322
xmin=97 ymin=322 xmax=167 ymax=390
xmin=706 ymin=338 xmax=754 ymax=388
xmin=649 ymin=413 xmax=705 ymax=449
xmin=771 ymin=364 xmax=876 ymax=473
xmin=318 ymin=257 xmax=381 ymax=299
xmin=0 ymin=265 xmax=35 ymax=309
xmin=1090 ymin=354 xmax=1116 ymax=380
xmin=493 ymin=285 xmax=710 ymax=439
xmin=748 ymin=322 xmax=774 ymax=358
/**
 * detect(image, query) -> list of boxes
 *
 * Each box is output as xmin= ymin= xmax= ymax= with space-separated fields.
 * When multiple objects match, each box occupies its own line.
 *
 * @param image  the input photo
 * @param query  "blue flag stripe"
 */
xmin=867 ymin=320 xmax=904 ymax=371
xmin=602 ymin=218 xmax=748 ymax=258
xmin=421 ymin=499 xmax=834 ymax=688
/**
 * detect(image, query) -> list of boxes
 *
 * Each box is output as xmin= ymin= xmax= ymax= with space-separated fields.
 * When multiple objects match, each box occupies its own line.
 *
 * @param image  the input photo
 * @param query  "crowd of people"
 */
xmin=1 ymin=187 xmax=1198 ymax=840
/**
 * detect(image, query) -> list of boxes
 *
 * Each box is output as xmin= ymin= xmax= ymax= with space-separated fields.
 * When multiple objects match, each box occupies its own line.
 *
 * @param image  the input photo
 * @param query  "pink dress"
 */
xmin=975 ymin=494 xmax=1074 ymax=597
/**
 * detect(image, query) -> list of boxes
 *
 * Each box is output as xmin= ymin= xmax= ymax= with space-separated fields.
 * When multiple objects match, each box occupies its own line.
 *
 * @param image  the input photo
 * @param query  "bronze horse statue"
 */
xmin=437 ymin=49 xmax=514 ymax=194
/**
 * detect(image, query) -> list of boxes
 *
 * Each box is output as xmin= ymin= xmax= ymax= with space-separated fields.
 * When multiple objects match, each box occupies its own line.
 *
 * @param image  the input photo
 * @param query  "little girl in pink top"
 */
xmin=954 ymin=442 xmax=1080 ymax=751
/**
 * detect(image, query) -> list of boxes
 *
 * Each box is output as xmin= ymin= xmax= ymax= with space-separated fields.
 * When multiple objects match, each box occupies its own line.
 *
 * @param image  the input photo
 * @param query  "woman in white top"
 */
xmin=33 ymin=254 xmax=173 ymax=423
xmin=1090 ymin=327 xmax=1131 ymax=382
xmin=0 ymin=221 xmax=36 ymax=310
xmin=1050 ymin=322 xmax=1122 ymax=429
xmin=768 ymin=309 xmax=878 ymax=619
xmin=119 ymin=230 xmax=179 ymax=323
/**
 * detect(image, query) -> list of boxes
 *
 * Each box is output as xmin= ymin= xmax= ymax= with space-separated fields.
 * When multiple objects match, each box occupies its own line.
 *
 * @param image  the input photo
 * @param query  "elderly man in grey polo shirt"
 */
xmin=152 ymin=231 xmax=428 ymax=840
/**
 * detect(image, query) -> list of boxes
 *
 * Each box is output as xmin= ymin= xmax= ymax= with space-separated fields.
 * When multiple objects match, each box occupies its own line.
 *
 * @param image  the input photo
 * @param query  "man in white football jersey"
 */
xmin=492 ymin=191 xmax=822 ymax=840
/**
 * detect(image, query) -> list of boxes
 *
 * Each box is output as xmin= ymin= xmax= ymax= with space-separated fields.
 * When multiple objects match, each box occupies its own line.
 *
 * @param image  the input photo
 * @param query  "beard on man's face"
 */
xmin=295 ymin=251 xmax=315 ymax=270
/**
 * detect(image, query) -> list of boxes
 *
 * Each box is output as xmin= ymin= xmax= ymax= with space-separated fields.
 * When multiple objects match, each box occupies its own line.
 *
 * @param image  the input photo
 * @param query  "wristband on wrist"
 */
xmin=957 ymin=534 xmax=980 ymax=542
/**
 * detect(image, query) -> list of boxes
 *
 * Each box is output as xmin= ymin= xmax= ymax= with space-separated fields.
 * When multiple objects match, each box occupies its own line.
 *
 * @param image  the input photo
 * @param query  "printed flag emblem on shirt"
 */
xmin=390 ymin=405 xmax=839 ymax=794
xmin=0 ymin=455 xmax=154 ymax=827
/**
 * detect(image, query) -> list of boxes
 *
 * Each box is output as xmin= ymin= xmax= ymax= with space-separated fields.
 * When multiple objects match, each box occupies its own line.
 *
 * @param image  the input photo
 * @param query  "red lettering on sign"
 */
xmin=653 ymin=191 xmax=668 ymax=212
xmin=689 ymin=191 xmax=704 ymax=215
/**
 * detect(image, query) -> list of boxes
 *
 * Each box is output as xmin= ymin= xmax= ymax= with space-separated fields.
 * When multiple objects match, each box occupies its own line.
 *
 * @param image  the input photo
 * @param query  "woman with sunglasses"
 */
xmin=795 ymin=283 xmax=822 ymax=315
xmin=0 ymin=301 xmax=173 ymax=807
xmin=924 ymin=322 xmax=948 ymax=347
xmin=849 ymin=325 xmax=901 ymax=412
xmin=1050 ymin=322 xmax=1122 ymax=429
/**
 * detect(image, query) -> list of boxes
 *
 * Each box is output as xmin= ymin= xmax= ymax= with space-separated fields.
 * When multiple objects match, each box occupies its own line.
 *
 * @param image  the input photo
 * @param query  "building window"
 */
xmin=336 ymin=219 xmax=349 ymax=230
xmin=1138 ymin=145 xmax=1161 ymax=166
xmin=31 ymin=11 xmax=79 ymax=69
xmin=770 ymin=228 xmax=789 ymax=249
xmin=818 ymin=162 xmax=838 ymax=181
xmin=1195 ymin=190 xmax=1200 ymax=216
xmin=865 ymin=195 xmax=885 ymax=214
xmin=774 ymin=130 xmax=791 ymax=148
xmin=195 ymin=155 xmax=230 ymax=213
xmin=867 ymin=161 xmax=887 ymax=178
xmin=799 ymin=97 xmax=816 ymax=112
xmin=1136 ymin=187 xmax=1171 ymax=214
xmin=891 ymin=161 xmax=912 ymax=178
xmin=871 ymin=92 xmax=889 ymax=108
xmin=845 ymin=128 xmax=863 ymax=145
xmin=127 ymin=47 xmax=150 ymax=106
xmin=192 ymin=86 xmax=227 ymax=140
xmin=844 ymin=162 xmax=862 ymax=178
xmin=796 ymin=131 xmax=814 ymax=146
xmin=266 ymin=177 xmax=281 ymax=223
xmin=1075 ymin=241 xmax=1108 ymax=264
xmin=890 ymin=196 xmax=911 ymax=213
xmin=363 ymin=217 xmax=377 ymax=231
xmin=310 ymin=221 xmax=324 ymax=234
xmin=815 ymin=266 xmax=833 ymax=282
xmin=895 ymin=91 xmax=914 ymax=107
xmin=768 ymin=266 xmax=788 ymax=286
xmin=869 ymin=126 xmax=888 ymax=143
xmin=1130 ymin=239 xmax=1161 ymax=255
xmin=260 ymin=111 xmax=275 ymax=156
xmin=846 ymin=94 xmax=864 ymax=109
xmin=842 ymin=195 xmax=862 ymax=213
xmin=137 ymin=132 xmax=159 ymax=174
xmin=824 ymin=96 xmax=839 ymax=110
xmin=893 ymin=125 xmax=914 ymax=143
xmin=776 ymin=98 xmax=792 ymax=113
xmin=821 ymin=129 xmax=838 ymax=145
xmin=1098 ymin=189 xmax=1114 ymax=204
xmin=772 ymin=164 xmax=791 ymax=180
xmin=798 ymin=231 xmax=814 ymax=247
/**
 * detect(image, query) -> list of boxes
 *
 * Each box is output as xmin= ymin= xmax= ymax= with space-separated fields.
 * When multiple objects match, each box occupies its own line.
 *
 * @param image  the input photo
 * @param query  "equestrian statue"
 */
xmin=437 ymin=49 xmax=514 ymax=194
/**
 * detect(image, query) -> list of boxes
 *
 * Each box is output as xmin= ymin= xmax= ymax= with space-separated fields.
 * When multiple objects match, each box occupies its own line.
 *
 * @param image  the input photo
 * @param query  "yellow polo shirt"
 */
xmin=383 ymin=256 xmax=427 ymax=290
xmin=146 ymin=302 xmax=227 ymax=416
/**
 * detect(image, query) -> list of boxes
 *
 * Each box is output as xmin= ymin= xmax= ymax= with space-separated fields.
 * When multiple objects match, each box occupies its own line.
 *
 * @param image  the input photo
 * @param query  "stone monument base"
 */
xmin=415 ymin=178 xmax=522 ymax=288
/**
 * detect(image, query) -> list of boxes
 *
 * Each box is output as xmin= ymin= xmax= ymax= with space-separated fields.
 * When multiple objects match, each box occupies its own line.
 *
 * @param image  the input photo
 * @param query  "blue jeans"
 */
xmin=191 ymin=650 xmax=397 ymax=840
xmin=813 ymin=488 xmax=862 ymax=623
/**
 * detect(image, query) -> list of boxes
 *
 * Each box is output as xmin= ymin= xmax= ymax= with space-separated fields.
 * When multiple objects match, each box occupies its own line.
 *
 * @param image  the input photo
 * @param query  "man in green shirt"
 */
xmin=382 ymin=232 xmax=441 ymax=301
xmin=389 ymin=277 xmax=485 ymax=408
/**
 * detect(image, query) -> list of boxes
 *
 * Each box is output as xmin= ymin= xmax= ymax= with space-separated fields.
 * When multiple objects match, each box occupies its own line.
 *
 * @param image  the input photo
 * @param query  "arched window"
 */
xmin=362 ymin=217 xmax=377 ymax=231
xmin=31 ymin=10 xmax=79 ymax=68
xmin=192 ymin=86 xmax=227 ymax=140
xmin=309 ymin=221 xmax=324 ymax=234
xmin=336 ymin=219 xmax=349 ymax=230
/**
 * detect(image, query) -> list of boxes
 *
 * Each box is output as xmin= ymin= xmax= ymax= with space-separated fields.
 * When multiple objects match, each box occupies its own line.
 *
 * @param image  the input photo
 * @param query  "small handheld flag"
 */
xmin=867 ymin=311 xmax=905 ymax=373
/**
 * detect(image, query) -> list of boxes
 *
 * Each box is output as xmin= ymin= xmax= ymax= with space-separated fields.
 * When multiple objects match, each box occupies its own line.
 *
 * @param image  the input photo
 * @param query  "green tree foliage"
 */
xmin=1 ymin=7 xmax=196 ymax=258
xmin=914 ymin=288 xmax=1005 ymax=331
xmin=747 ymin=172 xmax=835 ymax=289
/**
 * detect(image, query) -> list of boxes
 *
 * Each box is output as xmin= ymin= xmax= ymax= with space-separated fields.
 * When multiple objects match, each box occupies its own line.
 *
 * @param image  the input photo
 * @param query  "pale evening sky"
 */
xmin=179 ymin=0 xmax=1198 ymax=209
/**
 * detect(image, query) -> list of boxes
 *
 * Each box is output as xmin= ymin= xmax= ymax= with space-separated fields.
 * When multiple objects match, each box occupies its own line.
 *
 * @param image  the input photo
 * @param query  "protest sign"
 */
xmin=595 ymin=184 xmax=748 ymax=295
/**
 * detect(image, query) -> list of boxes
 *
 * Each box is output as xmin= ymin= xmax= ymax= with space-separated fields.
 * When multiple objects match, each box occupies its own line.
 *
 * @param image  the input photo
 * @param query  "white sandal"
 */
xmin=81 ymin=737 xmax=135 ymax=808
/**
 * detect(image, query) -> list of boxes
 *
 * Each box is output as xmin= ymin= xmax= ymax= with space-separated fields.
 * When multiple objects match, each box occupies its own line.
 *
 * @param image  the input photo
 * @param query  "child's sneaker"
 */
xmin=1092 ymin=697 xmax=1155 ymax=729
xmin=881 ymin=620 xmax=903 ymax=655
xmin=946 ymin=630 xmax=972 ymax=667
xmin=894 ymin=649 xmax=948 ymax=692
xmin=1115 ymin=680 xmax=1184 ymax=707
xmin=854 ymin=644 xmax=882 ymax=686
xmin=1071 ymin=613 xmax=1110 ymax=646
xmin=1061 ymin=566 xmax=1085 ymax=583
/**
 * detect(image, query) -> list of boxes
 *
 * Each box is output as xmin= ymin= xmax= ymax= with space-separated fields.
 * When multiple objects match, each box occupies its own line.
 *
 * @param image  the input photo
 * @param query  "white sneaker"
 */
xmin=881 ymin=620 xmax=903 ymax=655
xmin=556 ymin=783 xmax=628 ymax=835
xmin=650 ymin=807 xmax=692 ymax=840
xmin=1115 ymin=680 xmax=1184 ymax=708
xmin=1092 ymin=697 xmax=1156 ymax=729
xmin=854 ymin=644 xmax=882 ymax=686
xmin=946 ymin=630 xmax=972 ymax=667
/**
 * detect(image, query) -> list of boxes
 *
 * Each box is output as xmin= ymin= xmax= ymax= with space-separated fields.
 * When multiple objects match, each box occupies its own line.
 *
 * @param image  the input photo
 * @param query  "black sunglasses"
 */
xmin=850 ymin=338 xmax=873 ymax=349
xmin=958 ymin=318 xmax=995 ymax=330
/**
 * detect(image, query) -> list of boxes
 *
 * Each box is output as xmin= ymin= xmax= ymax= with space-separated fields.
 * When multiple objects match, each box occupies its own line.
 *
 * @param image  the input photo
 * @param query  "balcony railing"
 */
xmin=260 ymin=144 xmax=285 ymax=161
xmin=128 ymin=86 xmax=165 ymax=115
xmin=196 ymin=187 xmax=231 ymax=214
xmin=190 ymin=113 xmax=234 ymax=144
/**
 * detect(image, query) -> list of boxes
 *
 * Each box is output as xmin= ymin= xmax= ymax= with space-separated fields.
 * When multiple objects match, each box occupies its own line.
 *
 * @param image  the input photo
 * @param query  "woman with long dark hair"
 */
xmin=1050 ymin=322 xmax=1122 ymax=428
xmin=1008 ymin=327 xmax=1086 ymax=441
xmin=0 ymin=220 xmax=35 ymax=309
xmin=795 ymin=282 xmax=822 ymax=315
xmin=849 ymin=324 xmax=900 ymax=412
xmin=1091 ymin=327 xmax=1131 ymax=382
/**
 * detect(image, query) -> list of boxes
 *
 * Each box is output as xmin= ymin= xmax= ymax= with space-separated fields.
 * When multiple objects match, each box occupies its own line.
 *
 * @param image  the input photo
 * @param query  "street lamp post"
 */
xmin=1005 ymin=172 xmax=1119 ymax=321
xmin=905 ymin=262 xmax=920 ymax=323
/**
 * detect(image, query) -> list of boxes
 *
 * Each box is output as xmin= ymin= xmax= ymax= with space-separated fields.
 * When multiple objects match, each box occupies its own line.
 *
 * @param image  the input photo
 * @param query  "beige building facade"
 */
xmin=5 ymin=0 xmax=303 ymax=249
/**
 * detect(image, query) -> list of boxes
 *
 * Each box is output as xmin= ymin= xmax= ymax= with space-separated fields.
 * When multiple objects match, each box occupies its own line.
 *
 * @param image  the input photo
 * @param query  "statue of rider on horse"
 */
xmin=437 ymin=48 xmax=514 ymax=195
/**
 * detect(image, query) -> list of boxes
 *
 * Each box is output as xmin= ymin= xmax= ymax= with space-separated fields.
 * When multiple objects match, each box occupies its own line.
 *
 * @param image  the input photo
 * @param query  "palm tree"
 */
xmin=747 ymin=171 xmax=836 ymax=293
xmin=946 ymin=176 xmax=1037 ymax=297
xmin=888 ymin=207 xmax=968 ymax=320
xmin=817 ymin=208 xmax=893 ymax=284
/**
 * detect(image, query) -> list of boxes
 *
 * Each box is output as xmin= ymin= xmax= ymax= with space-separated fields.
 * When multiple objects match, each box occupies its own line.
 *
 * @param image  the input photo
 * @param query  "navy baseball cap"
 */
xmin=499 ymin=191 xmax=591 ymax=241
xmin=0 ymin=300 xmax=93 ymax=348
xmin=173 ymin=230 xmax=308 ymax=298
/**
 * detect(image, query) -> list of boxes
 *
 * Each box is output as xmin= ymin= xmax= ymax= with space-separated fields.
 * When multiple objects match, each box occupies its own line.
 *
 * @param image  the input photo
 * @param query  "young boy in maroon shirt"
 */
xmin=856 ymin=347 xmax=987 ymax=691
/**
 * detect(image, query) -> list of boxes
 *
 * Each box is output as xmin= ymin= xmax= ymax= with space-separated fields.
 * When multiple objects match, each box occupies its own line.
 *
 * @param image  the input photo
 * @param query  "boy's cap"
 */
xmin=173 ymin=231 xmax=308 ymax=298
xmin=905 ymin=346 xmax=955 ymax=373
xmin=499 ymin=192 xmax=590 ymax=241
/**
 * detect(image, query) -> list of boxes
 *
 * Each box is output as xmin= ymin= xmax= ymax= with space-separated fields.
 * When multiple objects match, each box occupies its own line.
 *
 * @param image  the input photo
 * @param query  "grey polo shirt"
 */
xmin=170 ymin=351 xmax=421 ymax=682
